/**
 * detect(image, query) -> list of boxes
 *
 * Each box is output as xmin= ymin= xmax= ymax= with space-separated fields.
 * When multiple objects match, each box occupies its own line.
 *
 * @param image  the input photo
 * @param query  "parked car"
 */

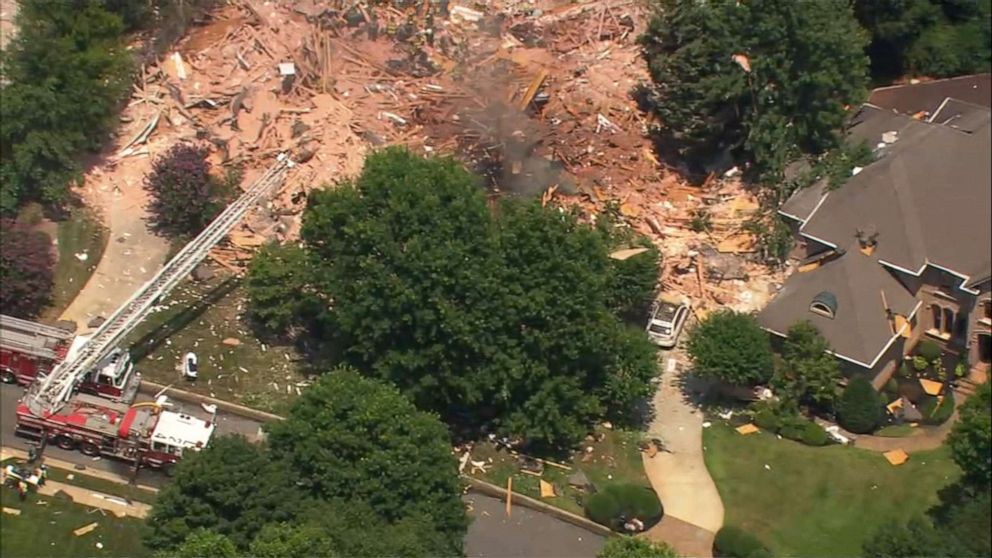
xmin=646 ymin=295 xmax=690 ymax=348
xmin=183 ymin=352 xmax=198 ymax=381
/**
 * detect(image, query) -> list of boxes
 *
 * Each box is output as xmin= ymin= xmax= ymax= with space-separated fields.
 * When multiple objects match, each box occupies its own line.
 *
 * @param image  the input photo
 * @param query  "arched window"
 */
xmin=810 ymin=291 xmax=838 ymax=319
xmin=931 ymin=304 xmax=942 ymax=332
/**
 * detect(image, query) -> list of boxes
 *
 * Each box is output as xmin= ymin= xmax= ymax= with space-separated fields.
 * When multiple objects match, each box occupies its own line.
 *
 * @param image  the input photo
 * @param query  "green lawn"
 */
xmin=122 ymin=273 xmax=307 ymax=415
xmin=43 ymin=206 xmax=109 ymax=320
xmin=471 ymin=427 xmax=650 ymax=516
xmin=875 ymin=424 xmax=918 ymax=438
xmin=0 ymin=484 xmax=149 ymax=558
xmin=704 ymin=423 xmax=959 ymax=557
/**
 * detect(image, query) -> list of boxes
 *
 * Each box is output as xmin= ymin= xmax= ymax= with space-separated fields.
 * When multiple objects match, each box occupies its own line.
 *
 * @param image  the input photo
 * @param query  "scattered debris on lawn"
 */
xmin=736 ymin=423 xmax=760 ymax=435
xmin=883 ymin=449 xmax=910 ymax=466
xmin=73 ymin=522 xmax=99 ymax=537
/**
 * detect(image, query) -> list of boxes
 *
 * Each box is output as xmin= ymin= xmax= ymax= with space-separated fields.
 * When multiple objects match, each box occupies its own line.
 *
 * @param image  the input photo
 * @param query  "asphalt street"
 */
xmin=1 ymin=383 xmax=604 ymax=556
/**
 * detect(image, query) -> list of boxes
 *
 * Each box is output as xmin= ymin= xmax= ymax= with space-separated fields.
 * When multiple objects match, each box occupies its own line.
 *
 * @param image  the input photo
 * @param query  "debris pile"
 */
xmin=82 ymin=0 xmax=783 ymax=312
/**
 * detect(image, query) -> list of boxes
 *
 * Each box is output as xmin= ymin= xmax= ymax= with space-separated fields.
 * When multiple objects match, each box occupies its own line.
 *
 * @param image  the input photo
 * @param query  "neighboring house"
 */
xmin=759 ymin=76 xmax=992 ymax=389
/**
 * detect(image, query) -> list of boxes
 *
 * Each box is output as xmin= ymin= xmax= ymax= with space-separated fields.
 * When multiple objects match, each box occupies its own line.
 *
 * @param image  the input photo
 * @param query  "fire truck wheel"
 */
xmin=56 ymin=436 xmax=77 ymax=451
xmin=79 ymin=442 xmax=100 ymax=457
xmin=0 ymin=370 xmax=16 ymax=384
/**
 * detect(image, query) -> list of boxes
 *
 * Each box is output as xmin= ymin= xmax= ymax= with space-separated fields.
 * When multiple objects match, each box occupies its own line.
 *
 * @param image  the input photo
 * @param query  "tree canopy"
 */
xmin=685 ymin=310 xmax=774 ymax=386
xmin=854 ymin=0 xmax=992 ymax=80
xmin=947 ymin=381 xmax=991 ymax=491
xmin=639 ymin=0 xmax=869 ymax=178
xmin=836 ymin=376 xmax=883 ymax=434
xmin=249 ymin=147 xmax=658 ymax=449
xmin=146 ymin=372 xmax=466 ymax=557
xmin=0 ymin=0 xmax=131 ymax=214
xmin=0 ymin=219 xmax=55 ymax=318
xmin=266 ymin=368 xmax=468 ymax=554
xmin=772 ymin=321 xmax=841 ymax=410
xmin=245 ymin=243 xmax=318 ymax=337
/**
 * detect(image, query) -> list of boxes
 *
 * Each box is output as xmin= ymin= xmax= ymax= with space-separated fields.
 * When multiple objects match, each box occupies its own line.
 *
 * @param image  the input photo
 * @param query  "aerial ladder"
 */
xmin=22 ymin=153 xmax=295 ymax=418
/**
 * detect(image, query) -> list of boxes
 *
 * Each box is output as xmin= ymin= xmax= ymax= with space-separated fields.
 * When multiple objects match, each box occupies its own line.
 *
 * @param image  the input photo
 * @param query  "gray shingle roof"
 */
xmin=868 ymin=74 xmax=991 ymax=116
xmin=759 ymin=249 xmax=917 ymax=367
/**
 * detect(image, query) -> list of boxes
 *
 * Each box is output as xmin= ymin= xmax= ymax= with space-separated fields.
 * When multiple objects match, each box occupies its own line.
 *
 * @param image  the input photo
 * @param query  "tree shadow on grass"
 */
xmin=129 ymin=276 xmax=241 ymax=363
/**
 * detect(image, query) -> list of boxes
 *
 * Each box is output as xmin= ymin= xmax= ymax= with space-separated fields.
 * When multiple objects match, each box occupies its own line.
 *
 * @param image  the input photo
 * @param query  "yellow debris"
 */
xmin=920 ymin=379 xmax=943 ymax=396
xmin=886 ymin=398 xmax=904 ymax=414
xmin=539 ymin=480 xmax=556 ymax=498
xmin=736 ymin=424 xmax=759 ymax=435
xmin=883 ymin=449 xmax=909 ymax=466
xmin=2 ymin=507 xmax=21 ymax=516
xmin=73 ymin=522 xmax=99 ymax=537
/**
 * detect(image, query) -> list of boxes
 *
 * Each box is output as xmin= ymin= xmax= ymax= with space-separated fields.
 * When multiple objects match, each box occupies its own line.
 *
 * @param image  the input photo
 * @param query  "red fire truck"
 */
xmin=0 ymin=314 xmax=74 ymax=385
xmin=1 ymin=315 xmax=140 ymax=401
xmin=15 ymin=393 xmax=215 ymax=474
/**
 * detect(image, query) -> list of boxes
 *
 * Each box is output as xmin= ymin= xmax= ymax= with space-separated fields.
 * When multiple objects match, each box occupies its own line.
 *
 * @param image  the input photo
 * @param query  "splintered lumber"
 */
xmin=117 ymin=112 xmax=161 ymax=157
xmin=505 ymin=477 xmax=513 ymax=517
xmin=609 ymin=247 xmax=649 ymax=261
xmin=73 ymin=522 xmax=99 ymax=537
xmin=518 ymin=69 xmax=548 ymax=111
xmin=2 ymin=507 xmax=21 ymax=516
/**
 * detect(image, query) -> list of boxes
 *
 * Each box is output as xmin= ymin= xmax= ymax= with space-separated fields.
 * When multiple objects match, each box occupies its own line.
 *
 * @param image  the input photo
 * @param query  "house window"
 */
xmin=931 ymin=304 xmax=943 ymax=331
xmin=810 ymin=291 xmax=837 ymax=319
xmin=943 ymin=307 xmax=955 ymax=335
xmin=982 ymin=300 xmax=992 ymax=323
xmin=955 ymin=315 xmax=967 ymax=339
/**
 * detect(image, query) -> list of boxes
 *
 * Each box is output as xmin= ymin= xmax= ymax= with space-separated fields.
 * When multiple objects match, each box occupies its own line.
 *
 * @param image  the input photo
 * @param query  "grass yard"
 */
xmin=471 ymin=427 xmax=650 ymax=516
xmin=0 ymin=459 xmax=157 ymax=506
xmin=0 ymin=483 xmax=149 ymax=558
xmin=875 ymin=424 xmax=918 ymax=438
xmin=704 ymin=422 xmax=959 ymax=557
xmin=122 ymin=272 xmax=307 ymax=415
xmin=44 ymin=207 xmax=109 ymax=320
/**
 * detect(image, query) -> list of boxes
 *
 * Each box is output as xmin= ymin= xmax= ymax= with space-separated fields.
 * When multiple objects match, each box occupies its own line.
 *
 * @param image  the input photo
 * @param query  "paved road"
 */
xmin=1 ymin=384 xmax=605 ymax=556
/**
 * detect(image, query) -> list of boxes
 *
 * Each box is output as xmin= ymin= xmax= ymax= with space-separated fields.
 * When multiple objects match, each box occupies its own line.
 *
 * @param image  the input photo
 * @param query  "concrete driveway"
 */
xmin=641 ymin=350 xmax=724 ymax=557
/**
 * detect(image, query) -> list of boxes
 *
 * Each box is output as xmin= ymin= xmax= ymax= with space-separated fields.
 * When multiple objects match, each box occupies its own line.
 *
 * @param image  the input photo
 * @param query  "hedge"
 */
xmin=800 ymin=421 xmax=829 ymax=446
xmin=753 ymin=409 xmax=779 ymax=431
xmin=916 ymin=340 xmax=942 ymax=363
xmin=921 ymin=391 xmax=955 ymax=426
xmin=713 ymin=526 xmax=772 ymax=558
xmin=837 ymin=376 xmax=883 ymax=434
xmin=585 ymin=484 xmax=663 ymax=532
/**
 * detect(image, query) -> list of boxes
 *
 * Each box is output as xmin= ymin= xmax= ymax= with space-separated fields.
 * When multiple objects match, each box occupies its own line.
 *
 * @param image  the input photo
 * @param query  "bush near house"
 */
xmin=714 ymin=526 xmax=772 ymax=558
xmin=585 ymin=483 xmax=663 ymax=532
xmin=686 ymin=310 xmax=774 ymax=387
xmin=916 ymin=340 xmax=942 ymax=364
xmin=0 ymin=218 xmax=55 ymax=319
xmin=837 ymin=376 xmax=884 ymax=434
xmin=144 ymin=144 xmax=235 ymax=238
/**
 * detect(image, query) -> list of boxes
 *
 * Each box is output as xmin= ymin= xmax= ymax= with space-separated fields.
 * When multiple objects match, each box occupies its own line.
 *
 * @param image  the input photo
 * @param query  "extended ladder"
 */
xmin=24 ymin=154 xmax=295 ymax=417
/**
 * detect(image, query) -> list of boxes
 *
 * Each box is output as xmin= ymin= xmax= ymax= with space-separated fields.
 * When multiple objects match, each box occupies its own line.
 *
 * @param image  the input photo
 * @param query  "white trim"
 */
xmin=799 ymin=232 xmax=838 ymax=250
xmin=777 ymin=209 xmax=806 ymax=223
xmin=799 ymin=190 xmax=831 ymax=230
xmin=761 ymin=299 xmax=924 ymax=371
xmin=928 ymin=97 xmax=952 ymax=123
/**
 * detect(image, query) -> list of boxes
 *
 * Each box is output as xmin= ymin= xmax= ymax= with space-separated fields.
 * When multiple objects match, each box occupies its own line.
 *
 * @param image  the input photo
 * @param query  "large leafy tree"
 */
xmin=245 ymin=243 xmax=318 ymax=337
xmin=0 ymin=219 xmax=54 ymax=318
xmin=685 ymin=310 xmax=774 ymax=386
xmin=639 ymin=0 xmax=868 ymax=178
xmin=0 ymin=0 xmax=131 ymax=213
xmin=854 ymin=0 xmax=992 ymax=80
xmin=291 ymin=148 xmax=658 ymax=449
xmin=772 ymin=321 xmax=841 ymax=410
xmin=266 ymin=369 xmax=468 ymax=556
xmin=947 ymin=381 xmax=991 ymax=491
xmin=163 ymin=530 xmax=237 ymax=558
xmin=143 ymin=436 xmax=301 ymax=551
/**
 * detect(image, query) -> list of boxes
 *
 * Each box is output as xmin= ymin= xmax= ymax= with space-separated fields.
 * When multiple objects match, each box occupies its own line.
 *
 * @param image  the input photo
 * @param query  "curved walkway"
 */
xmin=641 ymin=351 xmax=724 ymax=558
xmin=59 ymin=160 xmax=169 ymax=331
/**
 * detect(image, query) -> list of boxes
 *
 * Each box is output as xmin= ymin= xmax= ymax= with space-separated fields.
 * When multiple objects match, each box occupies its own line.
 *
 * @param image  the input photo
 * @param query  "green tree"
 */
xmin=163 ymin=530 xmax=237 ymax=558
xmin=836 ymin=376 xmax=884 ymax=434
xmin=144 ymin=436 xmax=301 ymax=551
xmin=245 ymin=243 xmax=317 ymax=337
xmin=266 ymin=369 xmax=468 ymax=555
xmin=947 ymin=381 xmax=991 ymax=491
xmin=773 ymin=321 xmax=841 ymax=409
xmin=294 ymin=148 xmax=657 ymax=449
xmin=640 ymin=0 xmax=868 ymax=178
xmin=685 ymin=310 xmax=774 ymax=386
xmin=598 ymin=536 xmax=678 ymax=558
xmin=862 ymin=516 xmax=971 ymax=558
xmin=0 ymin=0 xmax=131 ymax=212
xmin=249 ymin=523 xmax=338 ymax=558
xmin=855 ymin=0 xmax=991 ymax=79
